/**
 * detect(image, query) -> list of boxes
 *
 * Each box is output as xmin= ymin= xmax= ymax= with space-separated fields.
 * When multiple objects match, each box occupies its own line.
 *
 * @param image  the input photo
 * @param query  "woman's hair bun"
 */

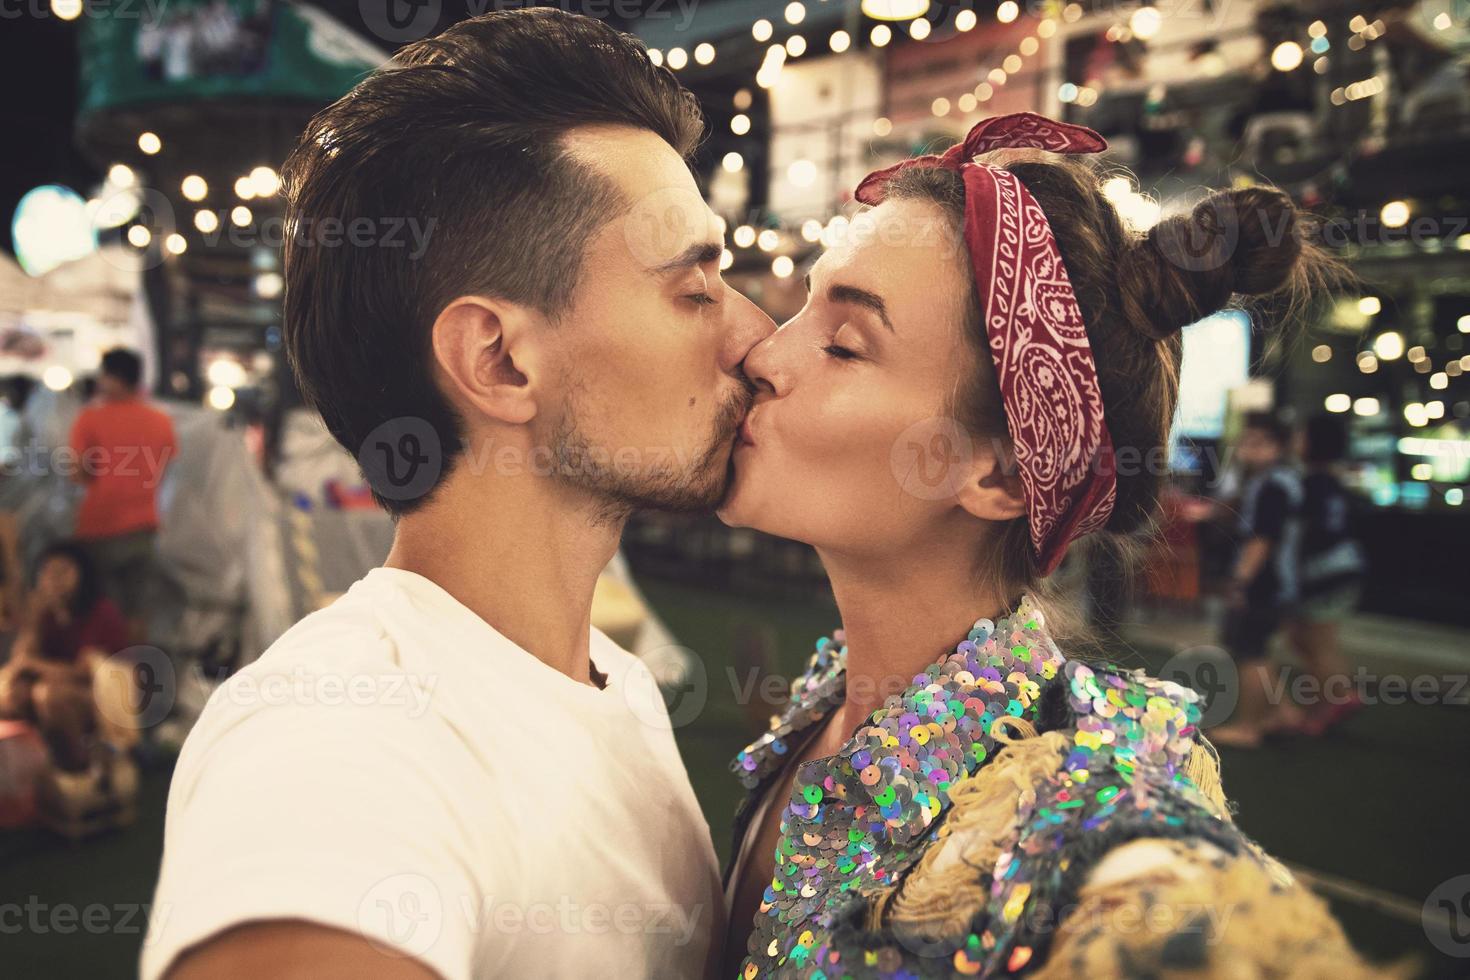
xmin=1116 ymin=186 xmax=1305 ymax=341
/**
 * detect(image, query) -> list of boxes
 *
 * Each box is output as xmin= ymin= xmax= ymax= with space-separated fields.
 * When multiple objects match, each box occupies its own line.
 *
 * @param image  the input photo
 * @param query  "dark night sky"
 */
xmin=1 ymin=16 xmax=95 ymax=258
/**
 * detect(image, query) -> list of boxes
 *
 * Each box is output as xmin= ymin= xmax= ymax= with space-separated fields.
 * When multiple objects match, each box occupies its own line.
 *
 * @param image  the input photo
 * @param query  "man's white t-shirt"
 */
xmin=142 ymin=567 xmax=724 ymax=979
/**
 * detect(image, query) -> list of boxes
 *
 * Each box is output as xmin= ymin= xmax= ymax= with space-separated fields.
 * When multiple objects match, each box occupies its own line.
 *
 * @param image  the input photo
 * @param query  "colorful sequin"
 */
xmin=728 ymin=596 xmax=1250 ymax=978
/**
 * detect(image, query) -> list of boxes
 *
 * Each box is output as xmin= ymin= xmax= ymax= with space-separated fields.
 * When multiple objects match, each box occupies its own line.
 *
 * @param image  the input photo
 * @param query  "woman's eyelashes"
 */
xmin=822 ymin=341 xmax=861 ymax=361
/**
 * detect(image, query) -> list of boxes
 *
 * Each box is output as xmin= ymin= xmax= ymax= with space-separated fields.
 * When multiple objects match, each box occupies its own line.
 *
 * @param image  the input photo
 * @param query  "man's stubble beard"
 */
xmin=548 ymin=381 xmax=753 ymax=524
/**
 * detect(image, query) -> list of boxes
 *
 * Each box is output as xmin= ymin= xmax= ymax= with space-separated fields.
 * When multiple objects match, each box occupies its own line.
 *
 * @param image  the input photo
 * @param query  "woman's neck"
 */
xmin=818 ymin=534 xmax=1013 ymax=728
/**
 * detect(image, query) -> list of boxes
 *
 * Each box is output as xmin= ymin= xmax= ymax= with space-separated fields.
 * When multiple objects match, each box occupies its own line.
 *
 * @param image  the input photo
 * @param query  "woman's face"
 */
xmin=719 ymin=198 xmax=992 ymax=557
xmin=36 ymin=554 xmax=80 ymax=604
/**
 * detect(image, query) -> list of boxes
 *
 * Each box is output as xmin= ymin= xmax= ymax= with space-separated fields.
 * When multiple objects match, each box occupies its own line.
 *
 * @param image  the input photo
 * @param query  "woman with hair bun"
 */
xmin=717 ymin=114 xmax=1387 ymax=977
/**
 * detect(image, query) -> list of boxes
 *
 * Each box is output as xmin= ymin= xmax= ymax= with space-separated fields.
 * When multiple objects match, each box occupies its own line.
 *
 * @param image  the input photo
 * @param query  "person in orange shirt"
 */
xmin=68 ymin=347 xmax=177 ymax=640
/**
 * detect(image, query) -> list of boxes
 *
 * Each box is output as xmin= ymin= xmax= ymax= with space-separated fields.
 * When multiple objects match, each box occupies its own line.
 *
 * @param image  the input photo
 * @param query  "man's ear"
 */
xmin=956 ymin=442 xmax=1027 ymax=522
xmin=430 ymin=296 xmax=540 ymax=426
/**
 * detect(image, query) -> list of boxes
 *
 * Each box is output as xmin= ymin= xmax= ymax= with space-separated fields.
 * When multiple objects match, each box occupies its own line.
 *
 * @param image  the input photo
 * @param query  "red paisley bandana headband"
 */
xmin=856 ymin=111 xmax=1115 ymax=575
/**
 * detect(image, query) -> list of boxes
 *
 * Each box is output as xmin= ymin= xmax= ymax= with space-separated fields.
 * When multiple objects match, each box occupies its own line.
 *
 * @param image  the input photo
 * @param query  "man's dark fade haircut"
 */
xmin=281 ymin=8 xmax=704 ymax=514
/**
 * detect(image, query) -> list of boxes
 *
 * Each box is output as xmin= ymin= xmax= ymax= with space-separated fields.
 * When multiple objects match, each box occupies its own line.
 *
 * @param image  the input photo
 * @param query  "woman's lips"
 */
xmin=737 ymin=413 xmax=757 ymax=448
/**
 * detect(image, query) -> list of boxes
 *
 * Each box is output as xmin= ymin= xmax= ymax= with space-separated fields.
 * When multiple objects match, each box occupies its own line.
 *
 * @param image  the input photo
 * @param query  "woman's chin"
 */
xmin=716 ymin=453 xmax=759 ymax=528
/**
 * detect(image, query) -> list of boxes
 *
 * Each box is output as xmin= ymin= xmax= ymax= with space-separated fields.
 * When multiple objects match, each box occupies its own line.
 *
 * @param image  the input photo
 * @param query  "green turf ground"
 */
xmin=1 ymin=577 xmax=1465 ymax=977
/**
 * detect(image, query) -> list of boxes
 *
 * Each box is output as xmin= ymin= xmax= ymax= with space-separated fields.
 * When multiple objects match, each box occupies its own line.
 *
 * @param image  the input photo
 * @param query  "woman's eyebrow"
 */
xmin=824 ymin=282 xmax=895 ymax=333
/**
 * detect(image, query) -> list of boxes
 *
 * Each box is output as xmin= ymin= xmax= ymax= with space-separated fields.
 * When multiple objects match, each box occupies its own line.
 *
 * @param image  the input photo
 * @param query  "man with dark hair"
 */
xmin=145 ymin=10 xmax=773 ymax=979
xmin=68 ymin=346 xmax=177 ymax=640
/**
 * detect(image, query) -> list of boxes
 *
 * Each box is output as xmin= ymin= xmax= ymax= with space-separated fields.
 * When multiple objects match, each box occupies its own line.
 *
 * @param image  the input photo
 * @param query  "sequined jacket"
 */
xmin=724 ymin=598 xmax=1388 ymax=979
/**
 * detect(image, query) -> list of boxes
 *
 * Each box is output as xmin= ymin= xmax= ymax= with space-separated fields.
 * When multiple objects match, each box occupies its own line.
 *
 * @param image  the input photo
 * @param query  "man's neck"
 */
xmin=384 ymin=463 xmax=624 ymax=687
xmin=818 ymin=523 xmax=1010 ymax=730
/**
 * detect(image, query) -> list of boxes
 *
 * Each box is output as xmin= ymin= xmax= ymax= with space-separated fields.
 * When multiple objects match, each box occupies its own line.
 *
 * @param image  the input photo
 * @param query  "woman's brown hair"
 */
xmin=885 ymin=148 xmax=1344 ymax=603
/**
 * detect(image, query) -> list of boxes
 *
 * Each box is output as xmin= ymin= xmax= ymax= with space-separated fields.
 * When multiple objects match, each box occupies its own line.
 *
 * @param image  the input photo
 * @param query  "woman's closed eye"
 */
xmin=822 ymin=343 xmax=861 ymax=361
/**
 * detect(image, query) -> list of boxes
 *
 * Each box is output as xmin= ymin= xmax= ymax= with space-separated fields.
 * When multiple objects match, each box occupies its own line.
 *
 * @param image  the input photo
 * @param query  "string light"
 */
xmin=1373 ymin=331 xmax=1404 ymax=360
xmin=998 ymin=1 xmax=1019 ymax=24
xmin=1130 ymin=6 xmax=1162 ymax=39
xmin=165 ymin=233 xmax=187 ymax=255
xmin=138 ymin=133 xmax=162 ymax=155
xmin=788 ymin=159 xmax=818 ymax=188
xmin=772 ymin=255 xmax=795 ymax=278
xmin=194 ymin=210 xmax=219 ymax=234
xmin=249 ymin=166 xmax=280 ymax=197
xmin=786 ymin=35 xmax=807 ymax=57
xmin=909 ymin=18 xmax=931 ymax=40
xmin=956 ymin=9 xmax=977 ymax=32
xmin=695 ymin=43 xmax=716 ymax=65
xmin=861 ymin=0 xmax=930 ymax=20
xmin=181 ymin=175 xmax=208 ymax=202
xmin=1271 ymin=41 xmax=1304 ymax=71
xmin=722 ymin=152 xmax=745 ymax=173
xmin=648 ymin=48 xmax=664 ymax=66
xmin=731 ymin=114 xmax=751 ymax=135
xmin=829 ymin=30 xmax=851 ymax=53
xmin=667 ymin=47 xmax=688 ymax=70
xmin=871 ymin=24 xmax=893 ymax=47
xmin=784 ymin=2 xmax=805 ymax=25
xmin=758 ymin=229 xmax=780 ymax=252
xmin=1380 ymin=200 xmax=1410 ymax=228
xmin=753 ymin=19 xmax=773 ymax=42
xmin=734 ymin=225 xmax=756 ymax=248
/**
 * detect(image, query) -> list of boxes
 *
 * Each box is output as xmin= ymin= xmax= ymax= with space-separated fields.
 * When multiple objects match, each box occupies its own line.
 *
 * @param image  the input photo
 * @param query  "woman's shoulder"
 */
xmin=881 ymin=655 xmax=1395 ymax=976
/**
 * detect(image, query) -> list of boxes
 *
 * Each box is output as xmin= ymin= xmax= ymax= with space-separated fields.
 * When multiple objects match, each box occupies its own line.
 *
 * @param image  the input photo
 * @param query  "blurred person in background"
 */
xmin=718 ymin=115 xmax=1380 ymax=977
xmin=1283 ymin=413 xmax=1366 ymax=736
xmin=0 ymin=374 xmax=29 ymax=462
xmin=0 ymin=541 xmax=128 ymax=772
xmin=0 ymin=512 xmax=22 ymax=634
xmin=68 ymin=347 xmax=177 ymax=643
xmin=1208 ymin=412 xmax=1302 ymax=748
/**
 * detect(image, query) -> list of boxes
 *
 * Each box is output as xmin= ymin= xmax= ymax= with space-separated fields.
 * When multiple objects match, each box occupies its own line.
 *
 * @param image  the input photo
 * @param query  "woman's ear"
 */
xmin=956 ymin=442 xmax=1027 ymax=522
xmin=430 ymin=296 xmax=539 ymax=426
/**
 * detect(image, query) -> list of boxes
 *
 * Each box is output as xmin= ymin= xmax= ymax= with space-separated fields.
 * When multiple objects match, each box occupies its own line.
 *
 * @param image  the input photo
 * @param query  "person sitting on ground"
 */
xmin=0 ymin=541 xmax=129 ymax=771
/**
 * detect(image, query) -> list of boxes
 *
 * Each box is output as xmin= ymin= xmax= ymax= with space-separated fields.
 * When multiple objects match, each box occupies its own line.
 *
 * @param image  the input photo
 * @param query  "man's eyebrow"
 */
xmin=653 ymin=241 xmax=725 ymax=275
xmin=826 ymin=282 xmax=895 ymax=332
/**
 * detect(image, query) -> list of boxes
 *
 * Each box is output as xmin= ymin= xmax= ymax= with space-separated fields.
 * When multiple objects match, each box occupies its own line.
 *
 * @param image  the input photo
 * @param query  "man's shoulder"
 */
xmin=182 ymin=593 xmax=414 ymax=750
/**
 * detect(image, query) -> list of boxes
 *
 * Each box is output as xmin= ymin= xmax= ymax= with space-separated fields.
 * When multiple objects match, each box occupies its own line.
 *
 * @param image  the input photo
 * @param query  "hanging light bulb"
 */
xmin=860 ymin=0 xmax=929 ymax=21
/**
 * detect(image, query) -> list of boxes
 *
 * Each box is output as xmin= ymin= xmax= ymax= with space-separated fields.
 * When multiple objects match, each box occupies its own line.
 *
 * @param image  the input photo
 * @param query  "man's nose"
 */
xmin=720 ymin=289 xmax=777 ymax=376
